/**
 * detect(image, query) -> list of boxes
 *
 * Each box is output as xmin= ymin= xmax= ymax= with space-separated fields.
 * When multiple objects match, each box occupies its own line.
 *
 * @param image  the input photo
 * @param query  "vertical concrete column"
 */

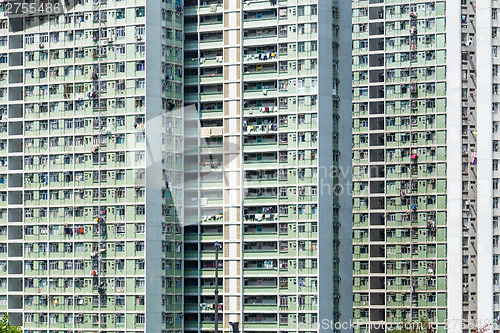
xmin=6 ymin=19 xmax=24 ymax=321
xmin=222 ymin=0 xmax=242 ymax=330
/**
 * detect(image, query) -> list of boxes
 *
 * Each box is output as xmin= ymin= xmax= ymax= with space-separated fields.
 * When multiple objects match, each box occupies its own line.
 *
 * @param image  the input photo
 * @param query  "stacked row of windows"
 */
xmin=183 ymin=0 xmax=325 ymax=331
xmin=352 ymin=0 xmax=446 ymax=330
xmin=0 ymin=0 xmax=183 ymax=331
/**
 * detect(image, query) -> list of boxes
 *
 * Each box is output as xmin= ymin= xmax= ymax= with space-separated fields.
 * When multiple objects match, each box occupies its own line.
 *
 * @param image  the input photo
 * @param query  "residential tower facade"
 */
xmin=182 ymin=0 xmax=352 ymax=332
xmin=351 ymin=0 xmax=448 ymax=331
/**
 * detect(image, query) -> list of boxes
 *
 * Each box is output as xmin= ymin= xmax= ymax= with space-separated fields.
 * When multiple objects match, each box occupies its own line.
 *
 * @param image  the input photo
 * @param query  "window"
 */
xmin=135 ymin=241 xmax=145 ymax=252
xmin=25 ymin=313 xmax=34 ymax=323
xmin=135 ymin=259 xmax=145 ymax=270
xmin=39 ymin=33 xmax=48 ymax=43
xmin=311 ymin=5 xmax=318 ymax=15
xmin=136 ymin=223 xmax=145 ymax=233
xmin=116 ymin=260 xmax=125 ymax=270
xmin=135 ymin=7 xmax=145 ymax=18
xmin=136 ymin=205 xmax=145 ymax=215
xmin=49 ymin=261 xmax=59 ymax=270
xmin=136 ymin=79 xmax=145 ymax=89
xmin=135 ymin=25 xmax=145 ymax=36
xmin=298 ymin=42 xmax=305 ymax=52
xmin=135 ymin=313 xmax=145 ymax=324
xmin=25 ymin=34 xmax=34 ymax=45
xmin=116 ymin=134 xmax=125 ymax=144
xmin=23 ymin=225 xmax=32 ymax=236
xmin=116 ymin=45 xmax=125 ymax=55
xmin=116 ymin=241 xmax=125 ymax=252
xmin=132 ymin=56 xmax=145 ymax=70
xmin=116 ymin=27 xmax=125 ymax=37
xmin=135 ymin=278 xmax=145 ymax=288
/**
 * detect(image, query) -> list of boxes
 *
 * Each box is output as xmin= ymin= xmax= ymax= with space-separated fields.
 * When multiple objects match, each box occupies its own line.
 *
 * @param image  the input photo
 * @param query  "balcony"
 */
xmin=244 ymin=285 xmax=277 ymax=294
xmin=244 ymin=250 xmax=278 ymax=259
xmin=243 ymin=303 xmax=277 ymax=312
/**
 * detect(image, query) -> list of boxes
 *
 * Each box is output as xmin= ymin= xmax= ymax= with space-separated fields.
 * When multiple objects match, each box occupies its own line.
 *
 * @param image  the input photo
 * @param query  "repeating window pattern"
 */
xmin=352 ymin=0 xmax=447 ymax=330
xmin=0 ymin=0 xmax=183 ymax=331
xmin=182 ymin=0 xmax=338 ymax=331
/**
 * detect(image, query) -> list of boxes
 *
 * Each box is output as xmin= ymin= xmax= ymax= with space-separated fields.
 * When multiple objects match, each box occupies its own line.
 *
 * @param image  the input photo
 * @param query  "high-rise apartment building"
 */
xmin=351 ymin=0 xmax=500 ymax=332
xmin=0 ymin=0 xmax=352 ymax=332
xmin=0 ymin=0 xmax=184 ymax=332
xmin=456 ymin=0 xmax=500 ymax=331
xmin=351 ymin=0 xmax=448 ymax=331
xmin=181 ymin=0 xmax=352 ymax=332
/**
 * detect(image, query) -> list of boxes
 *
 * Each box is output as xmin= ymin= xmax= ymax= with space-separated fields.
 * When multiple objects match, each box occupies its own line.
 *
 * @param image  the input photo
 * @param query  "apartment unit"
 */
xmin=182 ymin=0 xmax=351 ymax=332
xmin=351 ymin=0 xmax=448 ymax=331
xmin=0 ymin=0 xmax=352 ymax=332
xmin=0 ymin=0 xmax=184 ymax=332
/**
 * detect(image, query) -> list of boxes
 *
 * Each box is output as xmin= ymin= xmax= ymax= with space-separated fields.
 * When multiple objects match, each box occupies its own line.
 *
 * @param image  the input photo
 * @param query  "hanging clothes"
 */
xmin=471 ymin=152 xmax=477 ymax=165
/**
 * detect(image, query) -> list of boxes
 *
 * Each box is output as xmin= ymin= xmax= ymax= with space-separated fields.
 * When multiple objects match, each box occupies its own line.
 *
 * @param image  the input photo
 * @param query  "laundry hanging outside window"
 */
xmin=471 ymin=151 xmax=477 ymax=165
